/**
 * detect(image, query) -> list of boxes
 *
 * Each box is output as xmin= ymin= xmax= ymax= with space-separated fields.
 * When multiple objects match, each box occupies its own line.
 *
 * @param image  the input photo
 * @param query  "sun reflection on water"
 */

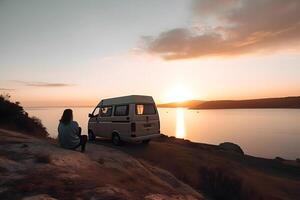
xmin=176 ymin=108 xmax=185 ymax=138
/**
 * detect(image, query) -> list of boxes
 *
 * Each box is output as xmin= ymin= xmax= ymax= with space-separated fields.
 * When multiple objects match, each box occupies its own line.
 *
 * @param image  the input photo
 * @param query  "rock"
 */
xmin=219 ymin=142 xmax=244 ymax=155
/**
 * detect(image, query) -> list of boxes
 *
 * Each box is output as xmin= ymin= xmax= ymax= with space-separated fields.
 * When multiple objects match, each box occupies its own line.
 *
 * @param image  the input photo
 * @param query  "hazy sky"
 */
xmin=1 ymin=0 xmax=300 ymax=106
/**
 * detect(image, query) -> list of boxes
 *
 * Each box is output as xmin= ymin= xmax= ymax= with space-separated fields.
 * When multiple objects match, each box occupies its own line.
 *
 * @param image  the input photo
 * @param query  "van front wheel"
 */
xmin=112 ymin=133 xmax=122 ymax=146
xmin=88 ymin=130 xmax=96 ymax=141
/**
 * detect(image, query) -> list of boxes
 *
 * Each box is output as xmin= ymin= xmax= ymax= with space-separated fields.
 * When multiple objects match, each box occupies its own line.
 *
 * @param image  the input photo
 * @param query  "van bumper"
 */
xmin=122 ymin=133 xmax=161 ymax=142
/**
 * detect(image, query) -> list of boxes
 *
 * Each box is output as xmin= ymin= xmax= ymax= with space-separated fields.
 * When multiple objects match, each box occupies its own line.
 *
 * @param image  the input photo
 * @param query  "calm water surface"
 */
xmin=26 ymin=107 xmax=300 ymax=159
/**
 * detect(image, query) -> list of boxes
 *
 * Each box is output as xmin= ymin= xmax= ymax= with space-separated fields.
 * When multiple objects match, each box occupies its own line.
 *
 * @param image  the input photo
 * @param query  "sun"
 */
xmin=164 ymin=84 xmax=194 ymax=103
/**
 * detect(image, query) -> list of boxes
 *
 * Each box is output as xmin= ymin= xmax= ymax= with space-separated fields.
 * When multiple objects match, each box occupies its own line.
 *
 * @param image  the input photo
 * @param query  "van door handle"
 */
xmin=126 ymin=117 xmax=130 ymax=120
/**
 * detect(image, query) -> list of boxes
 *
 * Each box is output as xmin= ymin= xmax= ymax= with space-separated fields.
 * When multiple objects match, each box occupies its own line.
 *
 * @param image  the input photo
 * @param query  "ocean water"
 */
xmin=26 ymin=107 xmax=300 ymax=159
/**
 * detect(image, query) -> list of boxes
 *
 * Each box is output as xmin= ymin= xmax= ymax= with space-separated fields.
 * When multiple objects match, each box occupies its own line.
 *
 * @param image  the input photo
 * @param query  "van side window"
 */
xmin=92 ymin=107 xmax=100 ymax=117
xmin=136 ymin=104 xmax=156 ymax=115
xmin=100 ymin=106 xmax=112 ymax=117
xmin=114 ymin=105 xmax=129 ymax=116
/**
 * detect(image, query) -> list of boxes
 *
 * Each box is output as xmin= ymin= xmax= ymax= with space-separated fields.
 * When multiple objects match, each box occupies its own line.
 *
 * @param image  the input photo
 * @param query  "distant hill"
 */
xmin=157 ymin=100 xmax=204 ymax=108
xmin=158 ymin=96 xmax=300 ymax=109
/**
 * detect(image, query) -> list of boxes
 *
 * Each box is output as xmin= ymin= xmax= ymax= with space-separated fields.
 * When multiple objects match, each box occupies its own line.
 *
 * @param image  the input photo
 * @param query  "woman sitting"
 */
xmin=58 ymin=109 xmax=87 ymax=152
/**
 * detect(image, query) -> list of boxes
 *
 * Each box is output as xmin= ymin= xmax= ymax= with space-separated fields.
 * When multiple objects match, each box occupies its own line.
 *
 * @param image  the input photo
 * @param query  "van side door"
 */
xmin=98 ymin=105 xmax=113 ymax=138
xmin=111 ymin=104 xmax=130 ymax=138
xmin=89 ymin=107 xmax=100 ymax=135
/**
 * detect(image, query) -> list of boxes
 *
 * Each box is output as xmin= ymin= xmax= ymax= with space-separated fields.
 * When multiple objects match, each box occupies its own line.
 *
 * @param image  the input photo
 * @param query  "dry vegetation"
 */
xmin=102 ymin=135 xmax=300 ymax=200
xmin=0 ymin=94 xmax=48 ymax=137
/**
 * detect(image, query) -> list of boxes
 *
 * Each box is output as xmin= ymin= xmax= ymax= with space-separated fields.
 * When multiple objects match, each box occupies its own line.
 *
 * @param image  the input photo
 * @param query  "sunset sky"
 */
xmin=1 ymin=0 xmax=300 ymax=107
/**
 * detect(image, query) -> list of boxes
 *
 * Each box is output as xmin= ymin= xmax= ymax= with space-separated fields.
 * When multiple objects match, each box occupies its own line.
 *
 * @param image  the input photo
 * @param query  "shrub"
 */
xmin=0 ymin=94 xmax=48 ymax=137
xmin=199 ymin=167 xmax=242 ymax=200
xmin=198 ymin=167 xmax=263 ymax=200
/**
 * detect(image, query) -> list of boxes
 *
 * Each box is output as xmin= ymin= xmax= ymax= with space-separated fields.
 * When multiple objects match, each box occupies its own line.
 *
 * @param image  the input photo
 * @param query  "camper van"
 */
xmin=88 ymin=95 xmax=161 ymax=145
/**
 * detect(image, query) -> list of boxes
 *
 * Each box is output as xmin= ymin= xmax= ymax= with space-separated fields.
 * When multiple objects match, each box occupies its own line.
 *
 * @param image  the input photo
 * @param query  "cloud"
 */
xmin=0 ymin=88 xmax=14 ymax=91
xmin=12 ymin=80 xmax=73 ymax=87
xmin=192 ymin=0 xmax=239 ymax=17
xmin=145 ymin=0 xmax=300 ymax=60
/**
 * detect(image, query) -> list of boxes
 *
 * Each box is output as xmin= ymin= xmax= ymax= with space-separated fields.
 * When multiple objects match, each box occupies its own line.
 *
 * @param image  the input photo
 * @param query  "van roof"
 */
xmin=98 ymin=95 xmax=155 ymax=106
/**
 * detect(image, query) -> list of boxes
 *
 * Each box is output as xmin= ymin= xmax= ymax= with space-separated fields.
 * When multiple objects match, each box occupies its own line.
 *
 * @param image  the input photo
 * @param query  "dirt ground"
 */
xmin=93 ymin=135 xmax=300 ymax=200
xmin=0 ymin=129 xmax=203 ymax=200
xmin=1 ymin=128 xmax=300 ymax=200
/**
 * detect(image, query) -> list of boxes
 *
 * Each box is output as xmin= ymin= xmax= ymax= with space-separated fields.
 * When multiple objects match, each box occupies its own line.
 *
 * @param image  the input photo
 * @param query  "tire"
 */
xmin=112 ymin=133 xmax=122 ymax=146
xmin=142 ymin=139 xmax=151 ymax=144
xmin=88 ymin=130 xmax=96 ymax=141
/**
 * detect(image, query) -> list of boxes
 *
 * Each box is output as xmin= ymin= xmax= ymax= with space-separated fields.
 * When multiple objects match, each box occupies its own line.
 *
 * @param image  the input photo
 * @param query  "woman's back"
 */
xmin=58 ymin=121 xmax=80 ymax=149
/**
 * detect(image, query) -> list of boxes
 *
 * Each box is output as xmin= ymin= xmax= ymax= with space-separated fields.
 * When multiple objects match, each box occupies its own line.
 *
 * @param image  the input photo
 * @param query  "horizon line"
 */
xmin=23 ymin=95 xmax=300 ymax=108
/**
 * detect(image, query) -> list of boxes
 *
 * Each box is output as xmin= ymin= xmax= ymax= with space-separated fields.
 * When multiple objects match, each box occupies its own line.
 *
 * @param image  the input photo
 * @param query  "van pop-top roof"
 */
xmin=98 ymin=95 xmax=155 ymax=106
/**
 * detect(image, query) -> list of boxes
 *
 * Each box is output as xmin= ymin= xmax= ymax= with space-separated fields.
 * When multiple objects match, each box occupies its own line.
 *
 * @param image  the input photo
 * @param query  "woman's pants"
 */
xmin=74 ymin=127 xmax=87 ymax=152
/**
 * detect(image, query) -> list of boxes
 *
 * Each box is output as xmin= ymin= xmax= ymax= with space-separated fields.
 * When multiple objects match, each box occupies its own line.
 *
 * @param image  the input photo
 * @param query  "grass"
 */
xmin=199 ymin=166 xmax=242 ymax=200
xmin=198 ymin=166 xmax=263 ymax=200
xmin=120 ymin=138 xmax=298 ymax=200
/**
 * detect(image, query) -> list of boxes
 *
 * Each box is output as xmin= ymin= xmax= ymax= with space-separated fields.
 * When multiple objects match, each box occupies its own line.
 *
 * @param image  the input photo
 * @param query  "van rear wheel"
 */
xmin=112 ymin=133 xmax=122 ymax=146
xmin=88 ymin=130 xmax=96 ymax=141
xmin=142 ymin=139 xmax=151 ymax=144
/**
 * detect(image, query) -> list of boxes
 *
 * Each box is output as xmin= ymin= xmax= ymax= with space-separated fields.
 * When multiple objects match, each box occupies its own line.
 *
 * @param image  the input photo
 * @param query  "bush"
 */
xmin=0 ymin=94 xmax=48 ymax=137
xmin=198 ymin=167 xmax=262 ymax=200
xmin=199 ymin=167 xmax=242 ymax=200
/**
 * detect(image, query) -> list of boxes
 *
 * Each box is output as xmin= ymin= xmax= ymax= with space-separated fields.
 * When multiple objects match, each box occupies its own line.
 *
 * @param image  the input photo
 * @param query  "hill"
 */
xmin=158 ymin=96 xmax=300 ymax=109
xmin=1 ymin=129 xmax=299 ymax=200
xmin=157 ymin=100 xmax=203 ymax=108
xmin=100 ymin=135 xmax=300 ymax=200
xmin=0 ymin=129 xmax=202 ymax=200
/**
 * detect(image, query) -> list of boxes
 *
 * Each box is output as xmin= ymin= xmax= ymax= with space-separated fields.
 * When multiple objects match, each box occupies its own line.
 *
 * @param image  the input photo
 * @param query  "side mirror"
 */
xmin=88 ymin=113 xmax=93 ymax=118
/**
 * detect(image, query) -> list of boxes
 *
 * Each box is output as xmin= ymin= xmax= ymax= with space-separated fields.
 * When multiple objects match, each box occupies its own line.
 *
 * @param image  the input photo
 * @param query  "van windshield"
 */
xmin=136 ymin=104 xmax=156 ymax=115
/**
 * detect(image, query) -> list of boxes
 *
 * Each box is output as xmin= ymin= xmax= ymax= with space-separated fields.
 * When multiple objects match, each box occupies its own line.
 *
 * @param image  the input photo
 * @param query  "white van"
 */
xmin=88 ymin=95 xmax=161 ymax=145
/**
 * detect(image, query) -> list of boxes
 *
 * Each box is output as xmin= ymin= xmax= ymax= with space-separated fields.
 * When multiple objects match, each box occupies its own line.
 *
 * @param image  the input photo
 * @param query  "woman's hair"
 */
xmin=60 ymin=109 xmax=73 ymax=125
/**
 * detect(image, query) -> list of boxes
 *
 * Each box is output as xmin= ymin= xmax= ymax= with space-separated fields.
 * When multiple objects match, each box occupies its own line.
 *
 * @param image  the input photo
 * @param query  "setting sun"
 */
xmin=164 ymin=84 xmax=195 ymax=103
